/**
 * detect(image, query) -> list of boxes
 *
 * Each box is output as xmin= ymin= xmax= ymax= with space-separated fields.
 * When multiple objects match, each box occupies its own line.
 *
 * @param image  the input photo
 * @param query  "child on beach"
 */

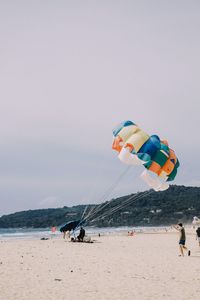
xmin=173 ymin=223 xmax=190 ymax=257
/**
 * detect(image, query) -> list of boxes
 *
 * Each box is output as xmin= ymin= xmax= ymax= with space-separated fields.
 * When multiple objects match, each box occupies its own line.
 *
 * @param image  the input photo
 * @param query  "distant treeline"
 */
xmin=0 ymin=185 xmax=200 ymax=229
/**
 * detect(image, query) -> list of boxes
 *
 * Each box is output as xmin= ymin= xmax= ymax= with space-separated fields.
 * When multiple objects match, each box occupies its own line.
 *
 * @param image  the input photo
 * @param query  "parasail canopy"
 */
xmin=112 ymin=120 xmax=179 ymax=191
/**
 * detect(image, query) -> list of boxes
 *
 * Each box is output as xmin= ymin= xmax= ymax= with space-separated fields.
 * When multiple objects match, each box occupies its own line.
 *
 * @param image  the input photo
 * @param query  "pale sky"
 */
xmin=0 ymin=0 xmax=200 ymax=215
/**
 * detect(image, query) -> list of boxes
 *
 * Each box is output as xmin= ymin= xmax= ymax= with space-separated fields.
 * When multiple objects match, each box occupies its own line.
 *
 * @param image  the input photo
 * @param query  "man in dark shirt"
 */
xmin=173 ymin=223 xmax=190 ymax=256
xmin=196 ymin=227 xmax=200 ymax=247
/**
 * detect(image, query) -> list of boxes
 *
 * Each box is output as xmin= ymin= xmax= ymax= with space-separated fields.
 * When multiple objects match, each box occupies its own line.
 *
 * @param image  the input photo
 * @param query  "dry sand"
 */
xmin=0 ymin=230 xmax=200 ymax=300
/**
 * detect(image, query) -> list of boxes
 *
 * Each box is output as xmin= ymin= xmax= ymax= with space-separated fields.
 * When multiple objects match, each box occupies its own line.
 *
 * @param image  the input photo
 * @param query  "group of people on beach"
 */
xmin=62 ymin=226 xmax=86 ymax=242
xmin=60 ymin=221 xmax=200 ymax=255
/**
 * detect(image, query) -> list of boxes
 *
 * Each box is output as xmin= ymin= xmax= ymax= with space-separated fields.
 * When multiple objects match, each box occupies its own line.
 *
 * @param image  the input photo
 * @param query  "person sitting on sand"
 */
xmin=173 ymin=223 xmax=190 ymax=257
xmin=77 ymin=227 xmax=85 ymax=242
xmin=196 ymin=227 xmax=200 ymax=247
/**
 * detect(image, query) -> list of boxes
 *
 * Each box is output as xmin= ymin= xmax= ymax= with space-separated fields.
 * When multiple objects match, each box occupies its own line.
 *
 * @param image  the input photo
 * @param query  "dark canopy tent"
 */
xmin=60 ymin=220 xmax=83 ymax=232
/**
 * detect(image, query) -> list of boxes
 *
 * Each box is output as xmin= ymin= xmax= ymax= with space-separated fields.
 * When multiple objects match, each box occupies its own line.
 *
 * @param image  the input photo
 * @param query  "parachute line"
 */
xmin=88 ymin=189 xmax=154 ymax=224
xmin=83 ymin=166 xmax=131 ymax=222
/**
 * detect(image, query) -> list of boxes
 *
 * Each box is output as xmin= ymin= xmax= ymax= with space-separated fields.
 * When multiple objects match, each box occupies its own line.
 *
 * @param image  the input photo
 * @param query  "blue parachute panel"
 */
xmin=138 ymin=135 xmax=161 ymax=158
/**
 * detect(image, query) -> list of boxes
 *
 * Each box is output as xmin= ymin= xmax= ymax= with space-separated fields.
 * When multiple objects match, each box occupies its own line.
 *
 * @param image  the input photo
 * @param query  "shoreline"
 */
xmin=0 ymin=225 xmax=174 ymax=241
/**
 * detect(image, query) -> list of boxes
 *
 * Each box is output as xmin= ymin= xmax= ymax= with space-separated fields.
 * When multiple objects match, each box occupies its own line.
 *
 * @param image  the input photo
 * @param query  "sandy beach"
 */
xmin=0 ymin=230 xmax=200 ymax=300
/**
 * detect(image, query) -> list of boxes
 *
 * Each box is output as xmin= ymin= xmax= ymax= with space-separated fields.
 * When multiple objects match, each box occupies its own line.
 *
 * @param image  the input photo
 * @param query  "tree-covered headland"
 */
xmin=0 ymin=185 xmax=199 ymax=228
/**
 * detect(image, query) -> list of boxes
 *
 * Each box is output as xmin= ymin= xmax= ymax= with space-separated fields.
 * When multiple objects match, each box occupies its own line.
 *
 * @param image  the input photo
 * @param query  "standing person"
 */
xmin=196 ymin=227 xmax=200 ymax=247
xmin=173 ymin=223 xmax=190 ymax=257
xmin=63 ymin=230 xmax=70 ymax=239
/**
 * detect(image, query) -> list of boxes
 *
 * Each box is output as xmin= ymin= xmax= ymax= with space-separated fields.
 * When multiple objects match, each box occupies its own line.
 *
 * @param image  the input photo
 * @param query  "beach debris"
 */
xmin=40 ymin=237 xmax=49 ymax=240
xmin=54 ymin=278 xmax=62 ymax=281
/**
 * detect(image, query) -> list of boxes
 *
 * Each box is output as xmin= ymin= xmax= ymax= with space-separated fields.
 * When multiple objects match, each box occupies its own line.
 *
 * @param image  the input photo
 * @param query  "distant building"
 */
xmin=65 ymin=212 xmax=77 ymax=216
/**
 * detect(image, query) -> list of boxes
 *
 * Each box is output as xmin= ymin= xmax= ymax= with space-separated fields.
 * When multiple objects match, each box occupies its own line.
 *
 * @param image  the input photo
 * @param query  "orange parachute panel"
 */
xmin=124 ymin=143 xmax=134 ymax=152
xmin=112 ymin=136 xmax=123 ymax=152
xmin=159 ymin=149 xmax=177 ymax=176
xmin=148 ymin=161 xmax=161 ymax=175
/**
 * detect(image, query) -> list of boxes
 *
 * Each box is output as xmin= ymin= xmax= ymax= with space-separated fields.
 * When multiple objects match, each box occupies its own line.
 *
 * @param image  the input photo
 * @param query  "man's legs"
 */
xmin=183 ymin=245 xmax=187 ymax=251
xmin=179 ymin=245 xmax=184 ymax=256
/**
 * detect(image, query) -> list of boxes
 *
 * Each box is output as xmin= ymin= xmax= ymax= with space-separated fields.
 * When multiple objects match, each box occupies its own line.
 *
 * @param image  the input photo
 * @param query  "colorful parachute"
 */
xmin=112 ymin=120 xmax=179 ymax=191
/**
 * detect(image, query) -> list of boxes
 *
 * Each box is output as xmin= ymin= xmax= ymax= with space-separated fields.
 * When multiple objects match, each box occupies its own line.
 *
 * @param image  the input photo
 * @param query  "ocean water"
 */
xmin=0 ymin=226 xmax=169 ymax=240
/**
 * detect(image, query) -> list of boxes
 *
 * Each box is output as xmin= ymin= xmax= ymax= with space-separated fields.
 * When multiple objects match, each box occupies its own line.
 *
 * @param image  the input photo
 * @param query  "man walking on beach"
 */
xmin=173 ymin=223 xmax=190 ymax=257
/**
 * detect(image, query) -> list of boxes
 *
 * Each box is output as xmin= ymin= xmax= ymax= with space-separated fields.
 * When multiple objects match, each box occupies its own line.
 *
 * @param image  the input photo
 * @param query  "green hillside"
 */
xmin=0 ymin=185 xmax=199 ymax=228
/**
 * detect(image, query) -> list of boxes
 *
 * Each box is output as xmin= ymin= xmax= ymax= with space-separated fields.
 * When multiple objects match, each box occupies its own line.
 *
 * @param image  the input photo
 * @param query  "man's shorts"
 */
xmin=179 ymin=239 xmax=185 ymax=245
xmin=198 ymin=237 xmax=200 ymax=242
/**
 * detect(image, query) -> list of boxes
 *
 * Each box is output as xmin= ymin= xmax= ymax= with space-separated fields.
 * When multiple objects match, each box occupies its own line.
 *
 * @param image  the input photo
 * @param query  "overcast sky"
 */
xmin=0 ymin=0 xmax=200 ymax=215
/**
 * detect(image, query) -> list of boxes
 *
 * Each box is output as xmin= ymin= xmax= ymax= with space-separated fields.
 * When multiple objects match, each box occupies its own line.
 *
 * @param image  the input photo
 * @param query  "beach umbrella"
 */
xmin=60 ymin=220 xmax=83 ymax=232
